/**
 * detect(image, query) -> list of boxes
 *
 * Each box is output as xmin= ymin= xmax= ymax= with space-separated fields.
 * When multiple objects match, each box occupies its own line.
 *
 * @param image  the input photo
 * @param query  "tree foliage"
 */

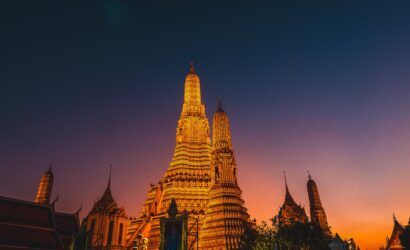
xmin=241 ymin=218 xmax=331 ymax=250
xmin=275 ymin=220 xmax=330 ymax=250
xmin=240 ymin=221 xmax=276 ymax=250
xmin=254 ymin=221 xmax=277 ymax=250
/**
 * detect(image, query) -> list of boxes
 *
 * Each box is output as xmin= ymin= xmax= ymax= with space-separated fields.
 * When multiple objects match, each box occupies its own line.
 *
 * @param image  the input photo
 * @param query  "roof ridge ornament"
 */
xmin=50 ymin=193 xmax=59 ymax=209
xmin=393 ymin=213 xmax=398 ymax=223
xmin=107 ymin=164 xmax=112 ymax=189
xmin=76 ymin=203 xmax=83 ymax=214
xmin=283 ymin=171 xmax=289 ymax=193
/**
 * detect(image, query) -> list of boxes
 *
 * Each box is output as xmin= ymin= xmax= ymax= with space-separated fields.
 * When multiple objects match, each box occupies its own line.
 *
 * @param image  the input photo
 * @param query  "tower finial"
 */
xmin=217 ymin=97 xmax=224 ymax=112
xmin=189 ymin=62 xmax=195 ymax=73
xmin=308 ymin=170 xmax=311 ymax=180
xmin=108 ymin=164 xmax=112 ymax=188
xmin=48 ymin=161 xmax=53 ymax=172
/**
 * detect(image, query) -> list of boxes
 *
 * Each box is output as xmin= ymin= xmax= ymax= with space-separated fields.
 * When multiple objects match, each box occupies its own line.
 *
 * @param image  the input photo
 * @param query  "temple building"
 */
xmin=127 ymin=64 xmax=251 ymax=249
xmin=0 ymin=164 xmax=79 ymax=250
xmin=82 ymin=168 xmax=130 ymax=249
xmin=386 ymin=215 xmax=404 ymax=250
xmin=34 ymin=163 xmax=54 ymax=205
xmin=307 ymin=173 xmax=332 ymax=236
xmin=275 ymin=174 xmax=308 ymax=226
xmin=199 ymin=101 xmax=251 ymax=249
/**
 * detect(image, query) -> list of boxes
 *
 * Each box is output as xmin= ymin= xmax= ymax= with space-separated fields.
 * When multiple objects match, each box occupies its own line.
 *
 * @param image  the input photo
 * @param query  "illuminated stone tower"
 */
xmin=276 ymin=173 xmax=308 ymax=226
xmin=34 ymin=163 xmax=54 ymax=205
xmin=307 ymin=173 xmax=332 ymax=236
xmin=127 ymin=63 xmax=212 ymax=248
xmin=200 ymin=100 xmax=251 ymax=249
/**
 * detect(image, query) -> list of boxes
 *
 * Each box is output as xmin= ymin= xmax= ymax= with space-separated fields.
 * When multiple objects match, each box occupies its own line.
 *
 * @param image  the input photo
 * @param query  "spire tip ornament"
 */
xmin=76 ymin=203 xmax=82 ymax=214
xmin=217 ymin=97 xmax=224 ymax=112
xmin=189 ymin=62 xmax=195 ymax=73
xmin=108 ymin=164 xmax=112 ymax=188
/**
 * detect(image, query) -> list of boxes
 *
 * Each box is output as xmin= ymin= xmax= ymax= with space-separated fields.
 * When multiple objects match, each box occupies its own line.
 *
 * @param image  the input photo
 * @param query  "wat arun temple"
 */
xmin=125 ymin=63 xmax=253 ymax=249
xmin=3 ymin=64 xmax=405 ymax=250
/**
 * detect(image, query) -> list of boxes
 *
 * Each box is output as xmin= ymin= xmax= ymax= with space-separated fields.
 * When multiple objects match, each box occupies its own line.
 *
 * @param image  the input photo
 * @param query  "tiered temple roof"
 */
xmin=0 ymin=195 xmax=79 ymax=250
xmin=83 ymin=168 xmax=129 ymax=250
xmin=277 ymin=174 xmax=308 ymax=225
xmin=386 ymin=215 xmax=404 ymax=250
xmin=89 ymin=169 xmax=126 ymax=217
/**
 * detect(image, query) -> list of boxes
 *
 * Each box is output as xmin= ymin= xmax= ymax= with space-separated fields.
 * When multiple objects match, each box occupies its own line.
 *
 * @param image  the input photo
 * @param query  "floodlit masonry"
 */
xmin=126 ymin=64 xmax=252 ymax=249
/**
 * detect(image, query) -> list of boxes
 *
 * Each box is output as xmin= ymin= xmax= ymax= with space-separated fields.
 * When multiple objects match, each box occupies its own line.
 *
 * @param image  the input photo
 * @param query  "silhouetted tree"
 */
xmin=240 ymin=221 xmax=276 ymax=250
xmin=273 ymin=217 xmax=331 ymax=250
xmin=242 ymin=218 xmax=331 ymax=250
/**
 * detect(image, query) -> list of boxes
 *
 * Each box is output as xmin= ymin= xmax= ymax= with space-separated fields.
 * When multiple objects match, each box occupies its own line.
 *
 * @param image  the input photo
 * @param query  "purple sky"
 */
xmin=1 ymin=1 xmax=410 ymax=248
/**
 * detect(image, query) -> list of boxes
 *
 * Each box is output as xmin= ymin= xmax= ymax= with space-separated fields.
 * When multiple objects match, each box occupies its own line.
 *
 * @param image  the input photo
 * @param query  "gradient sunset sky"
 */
xmin=2 ymin=1 xmax=410 ymax=249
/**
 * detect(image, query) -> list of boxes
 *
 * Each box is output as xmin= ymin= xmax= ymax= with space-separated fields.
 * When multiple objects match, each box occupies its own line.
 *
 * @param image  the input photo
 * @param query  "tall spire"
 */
xmin=175 ymin=63 xmax=209 ymax=144
xmin=107 ymin=164 xmax=112 ymax=189
xmin=183 ymin=62 xmax=202 ymax=108
xmin=34 ymin=164 xmax=54 ymax=205
xmin=284 ymin=171 xmax=290 ymax=195
xmin=217 ymin=97 xmax=224 ymax=112
xmin=307 ymin=174 xmax=332 ymax=236
xmin=189 ymin=62 xmax=195 ymax=73
xmin=212 ymin=98 xmax=232 ymax=151
xmin=201 ymin=100 xmax=250 ymax=250
xmin=102 ymin=165 xmax=113 ymax=200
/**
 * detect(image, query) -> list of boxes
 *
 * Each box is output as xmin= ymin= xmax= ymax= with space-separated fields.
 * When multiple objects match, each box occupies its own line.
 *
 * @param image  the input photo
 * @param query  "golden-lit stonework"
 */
xmin=307 ymin=174 xmax=332 ymax=237
xmin=127 ymin=64 xmax=251 ymax=249
xmin=200 ymin=102 xmax=251 ymax=249
xmin=34 ymin=164 xmax=54 ymax=205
